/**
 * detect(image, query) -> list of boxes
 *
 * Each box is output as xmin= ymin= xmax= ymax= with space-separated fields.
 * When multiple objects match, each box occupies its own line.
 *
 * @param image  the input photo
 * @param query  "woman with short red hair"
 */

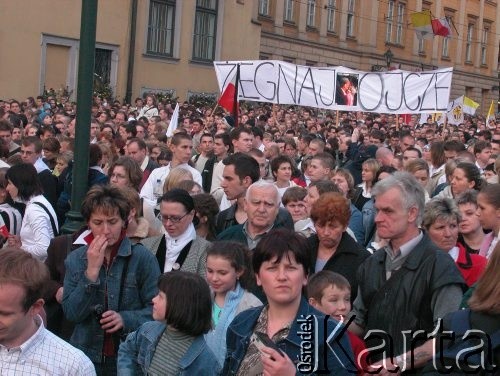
xmin=308 ymin=192 xmax=370 ymax=302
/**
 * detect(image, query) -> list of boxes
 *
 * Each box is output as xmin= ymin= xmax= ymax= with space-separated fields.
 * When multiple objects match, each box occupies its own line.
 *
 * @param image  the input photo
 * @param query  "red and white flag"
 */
xmin=432 ymin=17 xmax=452 ymax=37
xmin=218 ymin=65 xmax=240 ymax=126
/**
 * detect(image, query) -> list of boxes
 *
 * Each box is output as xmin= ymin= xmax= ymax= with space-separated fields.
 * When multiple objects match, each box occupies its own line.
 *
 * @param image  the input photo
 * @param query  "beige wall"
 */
xmin=0 ymin=0 xmax=260 ymax=102
xmin=0 ymin=0 xmax=129 ymax=100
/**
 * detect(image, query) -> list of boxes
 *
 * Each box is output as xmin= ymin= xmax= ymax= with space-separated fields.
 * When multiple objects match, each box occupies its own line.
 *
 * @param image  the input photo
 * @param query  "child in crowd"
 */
xmin=118 ymin=271 xmax=220 ymax=375
xmin=307 ymin=270 xmax=369 ymax=374
xmin=204 ymin=241 xmax=262 ymax=366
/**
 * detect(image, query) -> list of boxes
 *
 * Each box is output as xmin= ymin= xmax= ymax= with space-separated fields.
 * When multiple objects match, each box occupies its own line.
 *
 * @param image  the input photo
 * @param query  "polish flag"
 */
xmin=432 ymin=17 xmax=452 ymax=37
xmin=218 ymin=65 xmax=240 ymax=125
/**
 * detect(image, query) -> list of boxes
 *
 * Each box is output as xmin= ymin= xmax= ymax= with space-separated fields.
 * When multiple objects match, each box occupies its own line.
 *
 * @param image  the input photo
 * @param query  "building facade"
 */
xmin=0 ymin=0 xmax=498 ymax=114
xmin=0 ymin=0 xmax=260 ymax=103
xmin=255 ymin=0 xmax=500 ymax=114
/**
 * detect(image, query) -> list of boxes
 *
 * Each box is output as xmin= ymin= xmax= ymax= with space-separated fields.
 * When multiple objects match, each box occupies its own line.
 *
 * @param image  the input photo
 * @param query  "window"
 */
xmin=347 ymin=0 xmax=355 ymax=37
xmin=326 ymin=0 xmax=337 ymax=33
xmin=147 ymin=0 xmax=176 ymax=56
xmin=481 ymin=26 xmax=488 ymax=65
xmin=442 ymin=36 xmax=449 ymax=58
xmin=258 ymin=0 xmax=269 ymax=16
xmin=95 ymin=49 xmax=111 ymax=85
xmin=386 ymin=1 xmax=404 ymax=44
xmin=306 ymin=0 xmax=316 ymax=27
xmin=385 ymin=1 xmax=394 ymax=42
xmin=418 ymin=38 xmax=425 ymax=54
xmin=395 ymin=2 xmax=405 ymax=44
xmin=192 ymin=0 xmax=217 ymax=62
xmin=284 ymin=0 xmax=294 ymax=22
xmin=465 ymin=23 xmax=473 ymax=62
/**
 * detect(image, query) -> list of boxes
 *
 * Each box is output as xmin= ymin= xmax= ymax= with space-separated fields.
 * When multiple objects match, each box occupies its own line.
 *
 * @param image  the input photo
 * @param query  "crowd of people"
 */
xmin=0 ymin=93 xmax=499 ymax=375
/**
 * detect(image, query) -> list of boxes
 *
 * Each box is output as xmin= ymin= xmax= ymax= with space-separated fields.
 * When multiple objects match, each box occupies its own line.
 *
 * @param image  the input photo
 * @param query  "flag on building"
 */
xmin=431 ymin=17 xmax=452 ymax=37
xmin=218 ymin=64 xmax=240 ymax=126
xmin=166 ymin=102 xmax=179 ymax=137
xmin=411 ymin=10 xmax=434 ymax=40
xmin=446 ymin=96 xmax=479 ymax=125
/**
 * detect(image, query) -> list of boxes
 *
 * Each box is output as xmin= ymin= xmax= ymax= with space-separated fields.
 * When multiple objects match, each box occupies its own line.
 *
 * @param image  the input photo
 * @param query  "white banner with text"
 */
xmin=214 ymin=60 xmax=453 ymax=114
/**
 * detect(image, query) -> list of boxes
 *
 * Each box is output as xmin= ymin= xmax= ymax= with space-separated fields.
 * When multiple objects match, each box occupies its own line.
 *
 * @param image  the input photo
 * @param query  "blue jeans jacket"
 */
xmin=222 ymin=298 xmax=356 ymax=375
xmin=62 ymin=237 xmax=161 ymax=363
xmin=117 ymin=321 xmax=221 ymax=375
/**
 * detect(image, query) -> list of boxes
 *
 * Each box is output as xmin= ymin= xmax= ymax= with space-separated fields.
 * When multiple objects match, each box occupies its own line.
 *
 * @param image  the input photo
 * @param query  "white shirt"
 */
xmin=138 ymin=105 xmax=158 ymax=120
xmin=163 ymin=223 xmax=196 ymax=272
xmin=34 ymin=157 xmax=50 ymax=173
xmin=210 ymin=160 xmax=226 ymax=206
xmin=140 ymin=163 xmax=202 ymax=206
xmin=0 ymin=316 xmax=95 ymax=376
xmin=19 ymin=195 xmax=58 ymax=262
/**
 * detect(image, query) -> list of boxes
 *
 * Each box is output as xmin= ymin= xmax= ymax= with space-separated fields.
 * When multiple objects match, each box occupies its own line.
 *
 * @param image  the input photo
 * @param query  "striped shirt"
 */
xmin=148 ymin=327 xmax=194 ymax=376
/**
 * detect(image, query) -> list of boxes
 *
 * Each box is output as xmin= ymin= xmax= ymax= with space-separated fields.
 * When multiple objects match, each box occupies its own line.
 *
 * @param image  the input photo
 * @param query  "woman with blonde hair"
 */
xmin=405 ymin=158 xmax=430 ymax=202
xmin=163 ymin=167 xmax=193 ymax=193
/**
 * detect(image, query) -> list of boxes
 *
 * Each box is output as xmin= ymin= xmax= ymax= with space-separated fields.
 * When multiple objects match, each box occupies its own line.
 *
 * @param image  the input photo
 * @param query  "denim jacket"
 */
xmin=62 ymin=237 xmax=161 ymax=363
xmin=222 ymin=298 xmax=356 ymax=375
xmin=117 ymin=321 xmax=221 ymax=375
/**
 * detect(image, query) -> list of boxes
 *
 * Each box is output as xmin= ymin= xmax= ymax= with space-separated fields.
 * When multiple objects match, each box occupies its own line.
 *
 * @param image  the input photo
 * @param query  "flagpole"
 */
xmin=233 ymin=64 xmax=240 ymax=127
xmin=211 ymin=102 xmax=219 ymax=116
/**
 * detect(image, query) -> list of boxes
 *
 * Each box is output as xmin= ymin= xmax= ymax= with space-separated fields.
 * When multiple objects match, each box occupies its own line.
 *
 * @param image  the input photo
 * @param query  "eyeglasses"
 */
xmin=160 ymin=212 xmax=190 ymax=223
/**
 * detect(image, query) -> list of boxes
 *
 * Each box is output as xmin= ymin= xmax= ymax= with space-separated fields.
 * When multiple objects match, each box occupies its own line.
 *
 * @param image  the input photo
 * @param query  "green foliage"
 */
xmin=151 ymin=91 xmax=179 ymax=105
xmin=188 ymin=92 xmax=217 ymax=109
xmin=42 ymin=86 xmax=74 ymax=103
xmin=93 ymin=73 xmax=114 ymax=101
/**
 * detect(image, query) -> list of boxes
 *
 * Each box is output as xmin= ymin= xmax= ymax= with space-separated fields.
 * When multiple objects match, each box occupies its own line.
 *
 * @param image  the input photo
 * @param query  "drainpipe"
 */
xmin=125 ymin=0 xmax=138 ymax=104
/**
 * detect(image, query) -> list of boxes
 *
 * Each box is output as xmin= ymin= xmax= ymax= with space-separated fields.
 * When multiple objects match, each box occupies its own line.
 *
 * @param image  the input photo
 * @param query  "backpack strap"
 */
xmin=32 ymin=201 xmax=58 ymax=236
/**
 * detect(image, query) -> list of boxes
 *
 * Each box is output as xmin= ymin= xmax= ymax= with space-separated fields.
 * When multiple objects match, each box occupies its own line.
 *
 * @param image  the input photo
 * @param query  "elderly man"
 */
xmin=215 ymin=153 xmax=293 ymax=235
xmin=348 ymin=172 xmax=465 ymax=374
xmin=217 ymin=181 xmax=282 ymax=249
xmin=0 ymin=248 xmax=95 ymax=375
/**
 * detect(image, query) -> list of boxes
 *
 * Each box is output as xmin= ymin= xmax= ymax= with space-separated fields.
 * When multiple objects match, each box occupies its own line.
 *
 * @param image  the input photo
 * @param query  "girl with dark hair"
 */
xmin=205 ymin=241 xmax=262 ymax=366
xmin=118 ymin=271 xmax=220 ymax=375
xmin=6 ymin=163 xmax=58 ymax=260
xmin=450 ymin=162 xmax=484 ymax=198
xmin=0 ymin=167 xmax=22 ymax=242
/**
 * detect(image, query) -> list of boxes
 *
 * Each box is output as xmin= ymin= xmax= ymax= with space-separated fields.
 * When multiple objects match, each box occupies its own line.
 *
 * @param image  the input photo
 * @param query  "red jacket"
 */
xmin=456 ymin=242 xmax=487 ymax=287
xmin=348 ymin=331 xmax=369 ymax=374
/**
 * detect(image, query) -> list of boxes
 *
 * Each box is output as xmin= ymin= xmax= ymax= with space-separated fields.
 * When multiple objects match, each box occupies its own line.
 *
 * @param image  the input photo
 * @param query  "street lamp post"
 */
xmin=384 ymin=48 xmax=394 ymax=69
xmin=61 ymin=0 xmax=98 ymax=233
